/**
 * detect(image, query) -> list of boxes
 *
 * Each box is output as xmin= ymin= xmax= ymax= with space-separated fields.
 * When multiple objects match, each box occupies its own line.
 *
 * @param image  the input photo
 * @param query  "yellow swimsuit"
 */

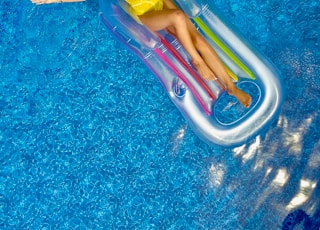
xmin=126 ymin=0 xmax=164 ymax=16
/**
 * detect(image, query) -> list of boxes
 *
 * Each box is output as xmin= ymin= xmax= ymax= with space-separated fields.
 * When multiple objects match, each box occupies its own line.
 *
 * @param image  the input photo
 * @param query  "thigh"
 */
xmin=163 ymin=0 xmax=202 ymax=39
xmin=138 ymin=9 xmax=178 ymax=31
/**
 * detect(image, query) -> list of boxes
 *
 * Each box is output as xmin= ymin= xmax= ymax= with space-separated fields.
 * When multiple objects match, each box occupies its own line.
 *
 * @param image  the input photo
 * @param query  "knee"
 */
xmin=171 ymin=9 xmax=188 ymax=26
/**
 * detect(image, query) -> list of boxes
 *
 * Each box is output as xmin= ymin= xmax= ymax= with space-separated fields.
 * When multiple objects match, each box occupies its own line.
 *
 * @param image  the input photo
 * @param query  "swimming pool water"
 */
xmin=1 ymin=0 xmax=319 ymax=229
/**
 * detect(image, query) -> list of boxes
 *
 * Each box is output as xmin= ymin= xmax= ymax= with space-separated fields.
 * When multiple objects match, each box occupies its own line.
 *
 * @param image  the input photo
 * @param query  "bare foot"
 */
xmin=229 ymin=87 xmax=252 ymax=108
xmin=192 ymin=59 xmax=216 ymax=81
xmin=31 ymin=0 xmax=58 ymax=4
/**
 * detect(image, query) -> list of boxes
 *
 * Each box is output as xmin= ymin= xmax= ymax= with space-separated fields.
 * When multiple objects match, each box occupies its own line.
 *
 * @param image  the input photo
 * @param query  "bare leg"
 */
xmin=139 ymin=9 xmax=217 ymax=81
xmin=139 ymin=7 xmax=251 ymax=107
xmin=162 ymin=0 xmax=252 ymax=107
xmin=186 ymin=22 xmax=252 ymax=107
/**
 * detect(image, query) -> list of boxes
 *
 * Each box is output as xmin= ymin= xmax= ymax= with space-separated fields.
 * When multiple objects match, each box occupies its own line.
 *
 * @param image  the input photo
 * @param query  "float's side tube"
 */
xmin=224 ymin=63 xmax=238 ymax=82
xmin=193 ymin=17 xmax=255 ymax=80
xmin=158 ymin=34 xmax=218 ymax=99
xmin=154 ymin=47 xmax=212 ymax=115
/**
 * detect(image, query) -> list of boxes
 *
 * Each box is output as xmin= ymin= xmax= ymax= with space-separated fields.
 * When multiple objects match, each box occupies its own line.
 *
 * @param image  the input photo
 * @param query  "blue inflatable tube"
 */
xmin=99 ymin=0 xmax=285 ymax=147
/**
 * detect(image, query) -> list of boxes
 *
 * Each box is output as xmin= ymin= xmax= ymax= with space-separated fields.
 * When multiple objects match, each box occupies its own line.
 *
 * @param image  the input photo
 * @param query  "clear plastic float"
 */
xmin=99 ymin=0 xmax=285 ymax=147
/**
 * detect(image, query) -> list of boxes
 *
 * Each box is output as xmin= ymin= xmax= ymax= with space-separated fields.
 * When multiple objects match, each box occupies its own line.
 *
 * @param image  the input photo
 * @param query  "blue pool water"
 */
xmin=1 ymin=0 xmax=319 ymax=229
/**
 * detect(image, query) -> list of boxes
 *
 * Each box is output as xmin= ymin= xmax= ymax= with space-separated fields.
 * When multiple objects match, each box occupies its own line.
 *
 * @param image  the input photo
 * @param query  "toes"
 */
xmin=245 ymin=97 xmax=252 ymax=108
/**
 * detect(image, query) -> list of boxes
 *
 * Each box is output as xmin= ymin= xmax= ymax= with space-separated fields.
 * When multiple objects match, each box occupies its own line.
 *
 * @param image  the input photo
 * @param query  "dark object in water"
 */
xmin=282 ymin=209 xmax=320 ymax=230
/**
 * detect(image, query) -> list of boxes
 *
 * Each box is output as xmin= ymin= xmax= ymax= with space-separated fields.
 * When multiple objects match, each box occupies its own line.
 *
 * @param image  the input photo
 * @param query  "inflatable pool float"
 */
xmin=99 ymin=0 xmax=285 ymax=147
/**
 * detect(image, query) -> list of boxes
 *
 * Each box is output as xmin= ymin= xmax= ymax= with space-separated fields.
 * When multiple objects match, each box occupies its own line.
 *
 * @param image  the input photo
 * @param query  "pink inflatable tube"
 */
xmin=99 ymin=0 xmax=285 ymax=147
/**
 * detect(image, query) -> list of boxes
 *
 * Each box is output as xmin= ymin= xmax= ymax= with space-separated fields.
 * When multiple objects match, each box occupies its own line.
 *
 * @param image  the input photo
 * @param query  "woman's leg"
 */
xmin=186 ymin=22 xmax=252 ymax=107
xmin=161 ymin=0 xmax=251 ymax=107
xmin=139 ymin=8 xmax=251 ymax=107
xmin=139 ymin=9 xmax=217 ymax=80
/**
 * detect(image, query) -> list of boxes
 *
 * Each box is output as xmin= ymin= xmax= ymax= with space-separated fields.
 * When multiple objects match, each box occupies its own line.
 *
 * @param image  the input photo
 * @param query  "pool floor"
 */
xmin=0 ymin=0 xmax=319 ymax=229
